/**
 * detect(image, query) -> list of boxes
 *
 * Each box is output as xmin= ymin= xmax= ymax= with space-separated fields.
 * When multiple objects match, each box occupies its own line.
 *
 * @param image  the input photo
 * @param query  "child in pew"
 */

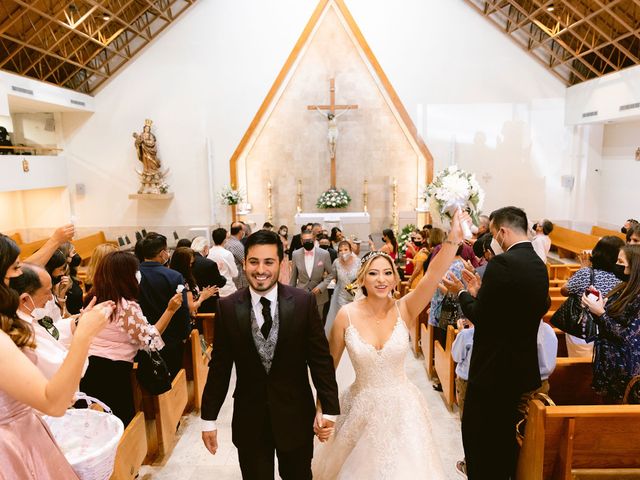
xmin=451 ymin=319 xmax=558 ymax=419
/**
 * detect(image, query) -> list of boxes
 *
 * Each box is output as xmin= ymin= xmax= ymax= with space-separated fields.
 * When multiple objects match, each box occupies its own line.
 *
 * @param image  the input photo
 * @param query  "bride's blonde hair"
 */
xmin=356 ymin=251 xmax=401 ymax=297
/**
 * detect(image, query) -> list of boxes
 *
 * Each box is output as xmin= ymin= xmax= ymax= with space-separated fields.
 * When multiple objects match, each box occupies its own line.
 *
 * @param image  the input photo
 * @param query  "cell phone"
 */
xmin=368 ymin=234 xmax=373 ymax=241
xmin=586 ymin=286 xmax=600 ymax=302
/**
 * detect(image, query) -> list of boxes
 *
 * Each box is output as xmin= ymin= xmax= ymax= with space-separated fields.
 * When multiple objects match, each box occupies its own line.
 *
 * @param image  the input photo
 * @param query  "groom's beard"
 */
xmin=248 ymin=270 xmax=278 ymax=292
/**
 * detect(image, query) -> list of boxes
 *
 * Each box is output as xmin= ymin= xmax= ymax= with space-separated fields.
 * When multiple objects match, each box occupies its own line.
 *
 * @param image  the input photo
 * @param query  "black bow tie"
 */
xmin=37 ymin=316 xmax=60 ymax=341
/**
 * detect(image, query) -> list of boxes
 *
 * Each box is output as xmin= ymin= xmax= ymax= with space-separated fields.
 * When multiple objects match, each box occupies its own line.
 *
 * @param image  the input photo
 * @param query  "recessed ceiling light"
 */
xmin=102 ymin=14 xmax=111 ymax=21
xmin=547 ymin=4 xmax=555 ymax=11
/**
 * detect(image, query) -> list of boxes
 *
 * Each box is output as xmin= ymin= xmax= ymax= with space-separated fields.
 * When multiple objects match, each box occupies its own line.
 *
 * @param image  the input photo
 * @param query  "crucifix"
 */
xmin=307 ymin=78 xmax=358 ymax=188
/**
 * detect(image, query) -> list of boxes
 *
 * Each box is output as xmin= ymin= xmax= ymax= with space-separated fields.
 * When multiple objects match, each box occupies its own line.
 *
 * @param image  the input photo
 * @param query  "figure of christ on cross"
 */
xmin=307 ymin=78 xmax=358 ymax=188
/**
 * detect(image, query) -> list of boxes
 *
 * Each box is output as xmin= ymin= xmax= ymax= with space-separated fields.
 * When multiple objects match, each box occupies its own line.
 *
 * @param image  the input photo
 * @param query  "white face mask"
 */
xmin=341 ymin=252 xmax=351 ymax=261
xmin=490 ymin=238 xmax=504 ymax=256
xmin=28 ymin=296 xmax=61 ymax=322
xmin=135 ymin=271 xmax=142 ymax=284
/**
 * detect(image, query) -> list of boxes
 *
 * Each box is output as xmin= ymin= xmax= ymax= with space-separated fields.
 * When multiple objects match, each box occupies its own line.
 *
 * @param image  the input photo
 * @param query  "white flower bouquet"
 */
xmin=424 ymin=165 xmax=484 ymax=238
xmin=317 ymin=187 xmax=351 ymax=209
xmin=219 ymin=186 xmax=243 ymax=206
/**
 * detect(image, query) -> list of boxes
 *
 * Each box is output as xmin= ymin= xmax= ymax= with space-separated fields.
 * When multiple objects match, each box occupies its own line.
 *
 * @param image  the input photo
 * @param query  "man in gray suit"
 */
xmin=290 ymin=230 xmax=332 ymax=319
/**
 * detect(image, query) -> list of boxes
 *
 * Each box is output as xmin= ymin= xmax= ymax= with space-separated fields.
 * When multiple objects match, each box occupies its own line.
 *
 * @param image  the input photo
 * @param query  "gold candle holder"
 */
xmin=267 ymin=180 xmax=273 ymax=224
xmin=392 ymin=177 xmax=398 ymax=234
xmin=363 ymin=179 xmax=368 ymax=213
xmin=296 ymin=179 xmax=303 ymax=213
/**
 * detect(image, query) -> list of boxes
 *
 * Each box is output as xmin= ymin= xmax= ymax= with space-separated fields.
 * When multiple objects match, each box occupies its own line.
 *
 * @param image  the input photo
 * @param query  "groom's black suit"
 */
xmin=201 ymin=283 xmax=339 ymax=479
xmin=458 ymin=242 xmax=549 ymax=480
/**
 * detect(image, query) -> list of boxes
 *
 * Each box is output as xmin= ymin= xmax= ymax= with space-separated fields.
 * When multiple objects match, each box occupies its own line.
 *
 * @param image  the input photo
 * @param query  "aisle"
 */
xmin=139 ymin=351 xmax=464 ymax=479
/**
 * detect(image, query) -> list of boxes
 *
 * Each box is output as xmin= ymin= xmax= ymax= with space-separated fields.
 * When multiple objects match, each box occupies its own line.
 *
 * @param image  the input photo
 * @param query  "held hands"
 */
xmin=167 ymin=293 xmax=183 ymax=312
xmin=313 ymin=410 xmax=335 ymax=443
xmin=581 ymin=292 xmax=606 ymax=317
xmin=202 ymin=430 xmax=218 ymax=455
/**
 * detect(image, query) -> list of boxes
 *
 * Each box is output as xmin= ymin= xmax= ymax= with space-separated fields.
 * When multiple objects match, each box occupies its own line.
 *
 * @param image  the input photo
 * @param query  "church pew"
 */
xmin=133 ymin=367 xmax=189 ymax=464
xmin=553 ymin=328 xmax=569 ymax=358
xmin=398 ymin=280 xmax=409 ymax=298
xmin=183 ymin=329 xmax=211 ymax=412
xmin=17 ymin=238 xmax=48 ymax=259
xmin=590 ymin=225 xmax=626 ymax=241
xmin=74 ymin=231 xmax=117 ymax=264
xmin=409 ymin=303 xmax=428 ymax=357
xmin=195 ymin=313 xmax=215 ymax=347
xmin=548 ymin=357 xmax=601 ymax=405
xmin=515 ymin=400 xmax=640 ymax=480
xmin=433 ymin=324 xmax=457 ymax=410
xmin=548 ymin=263 xmax=581 ymax=281
xmin=420 ymin=323 xmax=436 ymax=379
xmin=549 ymin=279 xmax=568 ymax=288
xmin=110 ymin=411 xmax=147 ymax=480
xmin=549 ymin=225 xmax=599 ymax=259
xmin=8 ymin=232 xmax=23 ymax=244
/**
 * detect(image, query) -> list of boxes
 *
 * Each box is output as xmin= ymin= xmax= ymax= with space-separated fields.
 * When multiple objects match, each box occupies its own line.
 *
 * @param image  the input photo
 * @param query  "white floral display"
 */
xmin=218 ymin=186 xmax=243 ymax=206
xmin=423 ymin=165 xmax=484 ymax=234
xmin=317 ymin=187 xmax=351 ymax=209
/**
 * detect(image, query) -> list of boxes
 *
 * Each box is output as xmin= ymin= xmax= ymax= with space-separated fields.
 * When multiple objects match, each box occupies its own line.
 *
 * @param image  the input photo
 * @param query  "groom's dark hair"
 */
xmin=244 ymin=230 xmax=284 ymax=261
xmin=489 ymin=206 xmax=528 ymax=234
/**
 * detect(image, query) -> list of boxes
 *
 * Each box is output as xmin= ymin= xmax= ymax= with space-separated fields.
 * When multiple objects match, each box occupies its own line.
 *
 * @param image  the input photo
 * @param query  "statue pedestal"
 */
xmin=128 ymin=193 xmax=174 ymax=200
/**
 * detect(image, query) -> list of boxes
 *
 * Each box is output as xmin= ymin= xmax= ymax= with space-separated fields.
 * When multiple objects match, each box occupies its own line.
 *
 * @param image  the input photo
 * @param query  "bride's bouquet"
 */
xmin=424 ymin=165 xmax=484 ymax=239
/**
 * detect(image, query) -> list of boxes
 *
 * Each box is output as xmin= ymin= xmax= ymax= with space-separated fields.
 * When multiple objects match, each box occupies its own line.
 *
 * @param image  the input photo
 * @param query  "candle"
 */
xmin=364 ymin=179 xmax=368 ymax=194
xmin=297 ymin=179 xmax=302 ymax=195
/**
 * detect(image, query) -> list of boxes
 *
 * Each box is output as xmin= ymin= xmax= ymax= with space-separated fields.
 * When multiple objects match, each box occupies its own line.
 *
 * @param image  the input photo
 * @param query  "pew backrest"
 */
xmin=549 ymin=226 xmax=600 ymax=258
xmin=548 ymin=357 xmax=601 ymax=405
xmin=590 ymin=226 xmax=626 ymax=241
xmin=8 ymin=232 xmax=23 ymax=244
xmin=74 ymin=231 xmax=115 ymax=263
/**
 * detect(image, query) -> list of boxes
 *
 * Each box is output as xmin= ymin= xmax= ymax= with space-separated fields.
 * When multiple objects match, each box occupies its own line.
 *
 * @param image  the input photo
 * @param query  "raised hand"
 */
xmin=52 ymin=224 xmax=75 ymax=244
xmin=167 ymin=293 xmax=183 ymax=312
xmin=442 ymin=271 xmax=465 ymax=296
xmin=449 ymin=209 xmax=471 ymax=246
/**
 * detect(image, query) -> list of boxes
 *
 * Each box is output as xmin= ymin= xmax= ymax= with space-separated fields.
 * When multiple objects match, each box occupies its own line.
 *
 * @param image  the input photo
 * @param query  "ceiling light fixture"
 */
xmin=547 ymin=4 xmax=555 ymax=11
xmin=102 ymin=14 xmax=111 ymax=21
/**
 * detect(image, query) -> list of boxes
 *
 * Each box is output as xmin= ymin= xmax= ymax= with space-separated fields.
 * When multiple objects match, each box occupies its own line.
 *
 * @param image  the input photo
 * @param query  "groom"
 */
xmin=201 ymin=229 xmax=340 ymax=479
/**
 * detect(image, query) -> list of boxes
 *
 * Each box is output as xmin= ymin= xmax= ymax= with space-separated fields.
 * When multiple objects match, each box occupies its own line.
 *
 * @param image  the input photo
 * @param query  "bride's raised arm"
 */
xmin=399 ymin=210 xmax=468 ymax=327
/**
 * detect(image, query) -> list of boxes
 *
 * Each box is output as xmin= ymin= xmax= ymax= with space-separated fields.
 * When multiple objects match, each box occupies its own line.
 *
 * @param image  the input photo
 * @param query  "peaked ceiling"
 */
xmin=463 ymin=0 xmax=640 ymax=86
xmin=0 ymin=0 xmax=197 ymax=95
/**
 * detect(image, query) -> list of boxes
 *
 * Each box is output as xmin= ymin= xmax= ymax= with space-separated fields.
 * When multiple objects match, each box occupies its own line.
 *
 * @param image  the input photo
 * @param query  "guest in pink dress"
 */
xmin=0 ymin=233 xmax=113 ymax=479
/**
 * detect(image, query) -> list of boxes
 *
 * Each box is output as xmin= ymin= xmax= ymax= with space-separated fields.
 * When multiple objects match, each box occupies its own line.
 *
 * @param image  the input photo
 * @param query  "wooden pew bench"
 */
xmin=433 ymin=324 xmax=457 ymax=409
xmin=590 ymin=226 xmax=626 ymax=241
xmin=549 ymin=225 xmax=599 ymax=259
xmin=548 ymin=263 xmax=581 ymax=281
xmin=516 ymin=401 xmax=640 ymax=480
xmin=110 ymin=411 xmax=147 ymax=480
xmin=195 ymin=313 xmax=215 ymax=348
xmin=17 ymin=238 xmax=48 ymax=259
xmin=8 ymin=232 xmax=23 ymax=244
xmin=133 ymin=367 xmax=189 ymax=464
xmin=548 ymin=357 xmax=601 ymax=405
xmin=74 ymin=231 xmax=117 ymax=264
xmin=183 ymin=329 xmax=211 ymax=412
xmin=420 ymin=323 xmax=436 ymax=379
xmin=409 ymin=304 xmax=428 ymax=357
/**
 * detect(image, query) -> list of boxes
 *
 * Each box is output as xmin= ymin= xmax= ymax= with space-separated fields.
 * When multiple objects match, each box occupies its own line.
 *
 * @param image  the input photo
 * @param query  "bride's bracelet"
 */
xmin=443 ymin=240 xmax=463 ymax=247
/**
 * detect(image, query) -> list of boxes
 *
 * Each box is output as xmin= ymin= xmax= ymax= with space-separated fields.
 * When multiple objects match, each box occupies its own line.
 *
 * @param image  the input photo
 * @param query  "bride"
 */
xmin=312 ymin=210 xmax=466 ymax=479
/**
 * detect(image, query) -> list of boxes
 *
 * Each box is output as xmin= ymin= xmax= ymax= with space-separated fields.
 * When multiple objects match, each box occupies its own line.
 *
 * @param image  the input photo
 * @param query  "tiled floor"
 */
xmin=139 ymin=349 xmax=465 ymax=479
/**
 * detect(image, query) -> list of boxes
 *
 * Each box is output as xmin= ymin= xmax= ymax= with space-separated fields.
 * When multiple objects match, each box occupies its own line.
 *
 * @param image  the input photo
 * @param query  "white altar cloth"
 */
xmin=294 ymin=212 xmax=370 ymax=240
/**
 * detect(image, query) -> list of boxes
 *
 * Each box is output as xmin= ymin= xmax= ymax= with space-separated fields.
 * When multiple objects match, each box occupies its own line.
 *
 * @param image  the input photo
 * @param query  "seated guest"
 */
xmin=626 ymin=222 xmax=640 ymax=245
xmin=10 ymin=264 xmax=87 ymax=378
xmin=583 ymin=244 xmax=640 ymax=403
xmin=190 ymin=237 xmax=226 ymax=313
xmin=82 ymin=251 xmax=182 ymax=424
xmin=621 ymin=218 xmax=638 ymax=235
xmin=45 ymin=249 xmax=73 ymax=318
xmin=137 ymin=233 xmax=191 ymax=377
xmin=170 ymin=246 xmax=218 ymax=315
xmin=531 ymin=219 xmax=554 ymax=263
xmin=84 ymin=243 xmax=118 ymax=292
xmin=561 ymin=236 xmax=624 ymax=357
xmin=176 ymin=238 xmax=192 ymax=248
xmin=22 ymin=224 xmax=75 ymax=268
xmin=58 ymin=242 xmax=84 ymax=315
xmin=208 ymin=228 xmax=238 ymax=298
xmin=0 ymin=233 xmax=112 ymax=480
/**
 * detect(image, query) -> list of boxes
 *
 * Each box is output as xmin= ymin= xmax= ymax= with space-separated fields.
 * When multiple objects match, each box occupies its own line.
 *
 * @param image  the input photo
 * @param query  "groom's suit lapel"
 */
xmin=272 ymin=283 xmax=294 ymax=369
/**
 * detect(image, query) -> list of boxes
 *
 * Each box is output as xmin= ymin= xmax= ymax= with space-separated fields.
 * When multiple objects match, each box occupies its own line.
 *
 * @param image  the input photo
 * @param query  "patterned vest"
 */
xmin=250 ymin=302 xmax=280 ymax=373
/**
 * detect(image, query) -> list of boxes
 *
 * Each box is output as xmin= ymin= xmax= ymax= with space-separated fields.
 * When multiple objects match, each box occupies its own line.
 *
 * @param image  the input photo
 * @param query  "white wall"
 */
xmin=599 ymin=120 xmax=640 ymax=228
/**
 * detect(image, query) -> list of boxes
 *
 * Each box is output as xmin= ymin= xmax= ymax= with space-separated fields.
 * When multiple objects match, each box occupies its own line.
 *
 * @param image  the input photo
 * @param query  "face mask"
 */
xmin=135 ymin=271 xmax=142 ymax=284
xmin=532 ymin=223 xmax=539 ymax=232
xmin=341 ymin=252 xmax=351 ymax=261
xmin=490 ymin=237 xmax=504 ymax=256
xmin=614 ymin=264 xmax=630 ymax=282
xmin=52 ymin=275 xmax=62 ymax=285
xmin=70 ymin=253 xmax=82 ymax=268
xmin=279 ymin=230 xmax=287 ymax=237
xmin=27 ymin=296 xmax=61 ymax=322
xmin=320 ymin=245 xmax=330 ymax=250
xmin=303 ymin=241 xmax=314 ymax=251
xmin=414 ymin=241 xmax=423 ymax=247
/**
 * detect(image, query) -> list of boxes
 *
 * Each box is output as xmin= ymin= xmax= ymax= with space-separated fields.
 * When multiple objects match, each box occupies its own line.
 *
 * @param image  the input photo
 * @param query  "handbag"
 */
xmin=516 ymin=392 xmax=555 ymax=443
xmin=623 ymin=376 xmax=640 ymax=405
xmin=438 ymin=293 xmax=461 ymax=330
xmin=550 ymin=269 xmax=599 ymax=343
xmin=135 ymin=348 xmax=171 ymax=395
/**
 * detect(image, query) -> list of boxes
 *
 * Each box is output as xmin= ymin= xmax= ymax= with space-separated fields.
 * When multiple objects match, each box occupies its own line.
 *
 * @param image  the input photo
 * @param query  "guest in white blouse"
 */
xmin=532 ymin=219 xmax=554 ymax=263
xmin=208 ymin=228 xmax=238 ymax=297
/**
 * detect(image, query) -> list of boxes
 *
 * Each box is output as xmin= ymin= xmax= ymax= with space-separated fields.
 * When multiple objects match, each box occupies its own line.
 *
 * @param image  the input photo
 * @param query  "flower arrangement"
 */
xmin=424 ymin=165 xmax=484 ymax=233
xmin=316 ymin=187 xmax=351 ymax=209
xmin=398 ymin=224 xmax=416 ymax=254
xmin=219 ymin=186 xmax=243 ymax=206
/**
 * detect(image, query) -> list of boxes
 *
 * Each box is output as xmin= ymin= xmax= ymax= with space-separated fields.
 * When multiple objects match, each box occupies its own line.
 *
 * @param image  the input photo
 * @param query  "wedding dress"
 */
xmin=312 ymin=302 xmax=446 ymax=479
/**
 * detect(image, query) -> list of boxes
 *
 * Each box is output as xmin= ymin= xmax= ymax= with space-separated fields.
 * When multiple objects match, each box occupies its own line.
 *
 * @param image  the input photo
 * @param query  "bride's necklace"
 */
xmin=365 ymin=300 xmax=390 ymax=326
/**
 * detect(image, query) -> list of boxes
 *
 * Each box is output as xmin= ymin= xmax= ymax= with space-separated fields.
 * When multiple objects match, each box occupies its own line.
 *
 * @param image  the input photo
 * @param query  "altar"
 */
xmin=295 ymin=211 xmax=370 ymax=240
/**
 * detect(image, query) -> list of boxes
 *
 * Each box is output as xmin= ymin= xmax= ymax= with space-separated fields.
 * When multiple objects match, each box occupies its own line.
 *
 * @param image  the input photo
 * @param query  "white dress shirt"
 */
xmin=304 ymin=250 xmax=315 ymax=278
xmin=208 ymin=246 xmax=238 ymax=297
xmin=201 ymin=283 xmax=335 ymax=431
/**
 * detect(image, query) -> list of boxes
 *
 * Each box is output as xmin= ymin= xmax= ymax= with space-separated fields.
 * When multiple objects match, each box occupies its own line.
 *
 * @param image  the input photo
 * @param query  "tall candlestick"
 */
xmin=392 ymin=177 xmax=398 ymax=234
xmin=267 ymin=180 xmax=273 ymax=224
xmin=363 ymin=179 xmax=368 ymax=213
xmin=296 ymin=179 xmax=303 ymax=213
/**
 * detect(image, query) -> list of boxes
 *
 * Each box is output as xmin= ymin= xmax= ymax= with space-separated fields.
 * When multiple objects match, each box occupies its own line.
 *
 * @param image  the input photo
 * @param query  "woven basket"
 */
xmin=43 ymin=396 xmax=124 ymax=480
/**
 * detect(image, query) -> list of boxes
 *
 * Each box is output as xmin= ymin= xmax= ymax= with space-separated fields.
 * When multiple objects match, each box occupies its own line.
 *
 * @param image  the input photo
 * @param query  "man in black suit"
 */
xmin=190 ymin=237 xmax=227 ymax=313
xmin=288 ymin=223 xmax=313 ymax=260
xmin=201 ymin=230 xmax=339 ymax=479
xmin=444 ymin=206 xmax=549 ymax=480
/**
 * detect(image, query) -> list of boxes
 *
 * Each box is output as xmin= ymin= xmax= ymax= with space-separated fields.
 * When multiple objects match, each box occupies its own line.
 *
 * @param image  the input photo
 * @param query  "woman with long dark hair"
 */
xmin=583 ymin=244 xmax=640 ymax=403
xmin=0 ymin=234 xmax=111 ymax=479
xmin=368 ymin=228 xmax=399 ymax=260
xmin=81 ymin=251 xmax=181 ymax=425
xmin=169 ymin=247 xmax=216 ymax=316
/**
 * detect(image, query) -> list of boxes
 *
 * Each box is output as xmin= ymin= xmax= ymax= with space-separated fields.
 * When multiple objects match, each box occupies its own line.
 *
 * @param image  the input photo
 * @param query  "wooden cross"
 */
xmin=307 ymin=78 xmax=358 ymax=188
